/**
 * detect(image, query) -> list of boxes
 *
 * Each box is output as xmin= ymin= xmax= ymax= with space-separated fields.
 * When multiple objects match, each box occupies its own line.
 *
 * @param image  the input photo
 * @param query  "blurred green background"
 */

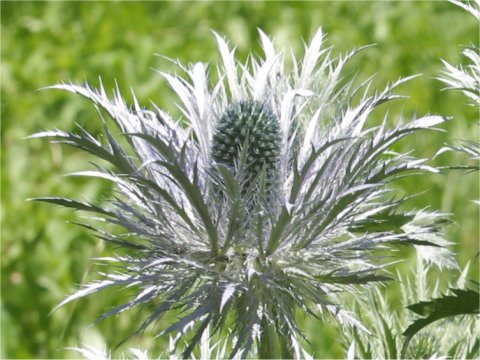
xmin=1 ymin=1 xmax=478 ymax=358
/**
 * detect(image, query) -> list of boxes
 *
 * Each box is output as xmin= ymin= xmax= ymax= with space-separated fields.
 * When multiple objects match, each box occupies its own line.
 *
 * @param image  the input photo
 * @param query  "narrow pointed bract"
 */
xmin=32 ymin=29 xmax=455 ymax=357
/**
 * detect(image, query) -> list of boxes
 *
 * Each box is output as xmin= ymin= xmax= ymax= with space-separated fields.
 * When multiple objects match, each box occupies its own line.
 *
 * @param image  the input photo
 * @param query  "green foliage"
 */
xmin=342 ymin=259 xmax=480 ymax=360
xmin=1 ymin=1 xmax=478 ymax=359
xmin=351 ymin=212 xmax=416 ymax=234
xmin=402 ymin=287 xmax=480 ymax=356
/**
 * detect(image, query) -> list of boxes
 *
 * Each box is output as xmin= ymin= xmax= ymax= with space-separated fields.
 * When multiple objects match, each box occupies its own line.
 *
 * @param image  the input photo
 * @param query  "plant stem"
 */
xmin=258 ymin=316 xmax=295 ymax=359
xmin=258 ymin=316 xmax=277 ymax=359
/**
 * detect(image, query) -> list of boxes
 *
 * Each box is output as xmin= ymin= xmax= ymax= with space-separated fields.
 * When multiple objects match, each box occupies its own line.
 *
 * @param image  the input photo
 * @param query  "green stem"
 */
xmin=258 ymin=316 xmax=277 ymax=359
xmin=258 ymin=316 xmax=295 ymax=359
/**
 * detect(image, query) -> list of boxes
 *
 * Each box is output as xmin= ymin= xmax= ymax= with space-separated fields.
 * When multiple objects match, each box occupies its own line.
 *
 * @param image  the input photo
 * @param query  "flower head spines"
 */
xmin=211 ymin=100 xmax=281 ymax=186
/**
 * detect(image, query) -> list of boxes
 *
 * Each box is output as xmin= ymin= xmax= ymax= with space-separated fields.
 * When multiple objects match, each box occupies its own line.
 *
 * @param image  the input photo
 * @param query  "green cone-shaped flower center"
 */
xmin=211 ymin=100 xmax=280 ymax=185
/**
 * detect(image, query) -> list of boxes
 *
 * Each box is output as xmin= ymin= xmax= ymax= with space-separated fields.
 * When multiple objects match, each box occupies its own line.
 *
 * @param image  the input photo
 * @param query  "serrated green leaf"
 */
xmin=350 ymin=213 xmax=415 ymax=233
xmin=402 ymin=288 xmax=480 ymax=357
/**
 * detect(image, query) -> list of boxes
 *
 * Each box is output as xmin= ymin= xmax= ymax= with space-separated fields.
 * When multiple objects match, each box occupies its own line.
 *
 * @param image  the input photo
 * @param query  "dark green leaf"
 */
xmin=350 ymin=213 xmax=415 ymax=233
xmin=29 ymin=197 xmax=113 ymax=216
xmin=402 ymin=288 xmax=480 ymax=357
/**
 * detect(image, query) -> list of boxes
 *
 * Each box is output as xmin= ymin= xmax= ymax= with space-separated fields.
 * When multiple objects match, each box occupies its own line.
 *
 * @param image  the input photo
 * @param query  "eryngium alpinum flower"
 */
xmin=31 ymin=29 xmax=456 ymax=358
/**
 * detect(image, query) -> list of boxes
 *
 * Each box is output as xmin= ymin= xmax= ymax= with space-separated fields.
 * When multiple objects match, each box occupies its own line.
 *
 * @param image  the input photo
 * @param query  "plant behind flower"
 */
xmin=31 ymin=29 xmax=455 ymax=358
xmin=437 ymin=0 xmax=480 ymax=169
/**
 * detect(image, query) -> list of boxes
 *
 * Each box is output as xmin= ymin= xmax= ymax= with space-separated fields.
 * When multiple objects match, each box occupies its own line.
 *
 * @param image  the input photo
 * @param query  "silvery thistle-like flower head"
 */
xmin=31 ymin=29 xmax=456 ymax=358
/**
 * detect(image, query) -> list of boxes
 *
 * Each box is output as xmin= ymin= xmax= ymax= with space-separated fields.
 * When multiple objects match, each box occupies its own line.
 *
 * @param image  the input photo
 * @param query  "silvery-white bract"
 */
xmin=31 ymin=28 xmax=456 ymax=358
xmin=436 ymin=0 xmax=480 ymax=172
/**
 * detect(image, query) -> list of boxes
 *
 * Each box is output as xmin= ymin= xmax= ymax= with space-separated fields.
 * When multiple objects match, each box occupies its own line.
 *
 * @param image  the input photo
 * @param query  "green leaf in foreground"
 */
xmin=402 ymin=287 xmax=480 ymax=357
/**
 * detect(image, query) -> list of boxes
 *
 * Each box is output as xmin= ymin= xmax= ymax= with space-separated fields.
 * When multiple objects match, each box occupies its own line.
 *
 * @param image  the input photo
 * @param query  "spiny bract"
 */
xmin=31 ymin=28 xmax=456 ymax=358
